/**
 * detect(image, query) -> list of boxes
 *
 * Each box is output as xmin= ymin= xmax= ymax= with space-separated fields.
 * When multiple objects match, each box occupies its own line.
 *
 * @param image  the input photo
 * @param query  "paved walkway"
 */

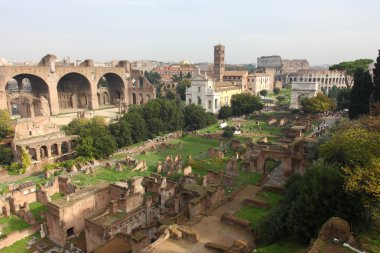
xmin=153 ymin=185 xmax=260 ymax=253
xmin=308 ymin=116 xmax=339 ymax=137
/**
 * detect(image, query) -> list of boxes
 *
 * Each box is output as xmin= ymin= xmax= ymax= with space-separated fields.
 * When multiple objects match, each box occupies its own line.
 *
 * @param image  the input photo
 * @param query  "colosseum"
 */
xmin=285 ymin=69 xmax=351 ymax=91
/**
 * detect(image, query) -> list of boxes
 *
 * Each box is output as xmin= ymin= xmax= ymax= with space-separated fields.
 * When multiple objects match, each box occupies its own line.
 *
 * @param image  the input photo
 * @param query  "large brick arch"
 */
xmin=56 ymin=72 xmax=93 ymax=111
xmin=1 ymin=72 xmax=52 ymax=116
xmin=256 ymin=149 xmax=293 ymax=174
xmin=95 ymin=72 xmax=126 ymax=106
xmin=0 ymin=63 xmax=155 ymax=115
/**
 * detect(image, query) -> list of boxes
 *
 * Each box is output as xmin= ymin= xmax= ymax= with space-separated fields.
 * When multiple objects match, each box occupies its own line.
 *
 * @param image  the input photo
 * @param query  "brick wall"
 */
xmin=0 ymin=224 xmax=40 ymax=249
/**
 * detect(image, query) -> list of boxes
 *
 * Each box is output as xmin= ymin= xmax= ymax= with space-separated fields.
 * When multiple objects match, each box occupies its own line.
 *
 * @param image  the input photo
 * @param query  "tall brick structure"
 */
xmin=214 ymin=44 xmax=225 ymax=82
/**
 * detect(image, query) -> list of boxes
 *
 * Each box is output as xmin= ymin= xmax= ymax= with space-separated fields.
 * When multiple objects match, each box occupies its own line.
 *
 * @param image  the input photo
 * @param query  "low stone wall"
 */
xmin=220 ymin=213 xmax=251 ymax=231
xmin=262 ymin=185 xmax=284 ymax=194
xmin=140 ymin=228 xmax=170 ymax=253
xmin=0 ymin=224 xmax=40 ymax=249
xmin=177 ymin=225 xmax=200 ymax=243
xmin=242 ymin=198 xmax=270 ymax=209
xmin=205 ymin=242 xmax=229 ymax=252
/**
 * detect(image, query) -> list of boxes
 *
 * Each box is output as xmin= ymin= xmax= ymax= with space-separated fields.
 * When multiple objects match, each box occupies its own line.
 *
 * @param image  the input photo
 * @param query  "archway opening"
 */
xmin=40 ymin=146 xmax=48 ymax=159
xmin=28 ymin=148 xmax=37 ymax=161
xmin=97 ymin=73 xmax=125 ymax=107
xmin=61 ymin=141 xmax=70 ymax=154
xmin=57 ymin=73 xmax=92 ymax=111
xmin=5 ymin=75 xmax=51 ymax=118
xmin=51 ymin=144 xmax=59 ymax=156
xmin=263 ymin=158 xmax=280 ymax=174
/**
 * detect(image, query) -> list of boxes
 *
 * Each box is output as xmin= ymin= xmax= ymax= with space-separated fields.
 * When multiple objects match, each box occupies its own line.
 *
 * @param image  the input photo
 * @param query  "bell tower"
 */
xmin=214 ymin=44 xmax=225 ymax=81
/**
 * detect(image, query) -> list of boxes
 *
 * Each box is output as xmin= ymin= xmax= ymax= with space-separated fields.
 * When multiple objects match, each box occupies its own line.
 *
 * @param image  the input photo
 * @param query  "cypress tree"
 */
xmin=372 ymin=50 xmax=380 ymax=103
xmin=349 ymin=69 xmax=373 ymax=119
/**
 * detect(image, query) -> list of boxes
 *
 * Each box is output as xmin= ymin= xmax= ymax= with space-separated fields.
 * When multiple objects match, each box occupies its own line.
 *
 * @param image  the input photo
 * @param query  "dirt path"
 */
xmin=153 ymin=185 xmax=260 ymax=253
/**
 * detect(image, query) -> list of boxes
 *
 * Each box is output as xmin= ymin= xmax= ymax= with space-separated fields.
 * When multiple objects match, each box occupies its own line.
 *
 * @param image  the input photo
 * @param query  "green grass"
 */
xmin=358 ymin=225 xmax=380 ymax=253
xmin=235 ymin=191 xmax=282 ymax=229
xmin=71 ymin=166 xmax=154 ymax=187
xmin=134 ymin=135 xmax=220 ymax=168
xmin=1 ymin=233 xmax=40 ymax=253
xmin=0 ymin=172 xmax=48 ymax=193
xmin=255 ymin=240 xmax=305 ymax=253
xmin=234 ymin=172 xmax=263 ymax=186
xmin=29 ymin=202 xmax=47 ymax=222
xmin=236 ymin=206 xmax=267 ymax=229
xmin=50 ymin=192 xmax=64 ymax=201
xmin=0 ymin=215 xmax=30 ymax=235
xmin=257 ymin=191 xmax=282 ymax=206
xmin=197 ymin=123 xmax=221 ymax=134
xmin=264 ymin=159 xmax=280 ymax=173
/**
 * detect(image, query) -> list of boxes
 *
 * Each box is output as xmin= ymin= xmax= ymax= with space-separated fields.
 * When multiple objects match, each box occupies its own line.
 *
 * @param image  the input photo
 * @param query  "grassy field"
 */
xmin=0 ymin=173 xmax=47 ymax=194
xmin=29 ymin=202 xmax=47 ymax=222
xmin=236 ymin=191 xmax=282 ymax=229
xmin=358 ymin=224 xmax=380 ymax=253
xmin=255 ymin=240 xmax=305 ymax=253
xmin=236 ymin=205 xmax=268 ymax=229
xmin=1 ymin=233 xmax=39 ymax=253
xmin=50 ymin=192 xmax=64 ymax=201
xmin=0 ymin=214 xmax=30 ymax=235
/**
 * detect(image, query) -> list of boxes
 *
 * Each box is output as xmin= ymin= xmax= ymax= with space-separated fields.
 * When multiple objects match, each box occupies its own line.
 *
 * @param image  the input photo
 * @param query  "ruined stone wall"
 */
xmin=0 ymin=62 xmax=156 ymax=116
xmin=0 ymin=224 xmax=40 ymax=250
xmin=46 ymin=185 xmax=110 ymax=246
xmin=9 ymin=190 xmax=37 ymax=213
xmin=84 ymin=220 xmax=106 ymax=253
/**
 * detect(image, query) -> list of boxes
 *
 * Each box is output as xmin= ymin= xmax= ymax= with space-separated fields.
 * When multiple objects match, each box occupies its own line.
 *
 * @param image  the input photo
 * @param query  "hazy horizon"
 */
xmin=1 ymin=0 xmax=379 ymax=65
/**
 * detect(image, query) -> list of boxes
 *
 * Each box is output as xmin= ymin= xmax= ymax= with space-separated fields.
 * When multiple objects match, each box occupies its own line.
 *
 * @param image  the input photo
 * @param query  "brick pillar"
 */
xmin=57 ymin=143 xmax=62 ymax=156
xmin=48 ymin=80 xmax=60 ymax=115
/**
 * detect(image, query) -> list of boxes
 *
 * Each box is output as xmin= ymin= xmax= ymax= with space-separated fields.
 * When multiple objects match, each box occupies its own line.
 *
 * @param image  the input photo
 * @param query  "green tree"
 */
xmin=76 ymin=137 xmax=96 ymax=159
xmin=273 ymin=87 xmax=280 ymax=95
xmin=19 ymin=147 xmax=31 ymax=174
xmin=185 ymin=72 xmax=192 ymax=79
xmin=123 ymin=107 xmax=149 ymax=142
xmin=218 ymin=106 xmax=232 ymax=119
xmin=257 ymin=161 xmax=366 ymax=244
xmin=0 ymin=110 xmax=13 ymax=139
xmin=300 ymin=93 xmax=335 ymax=114
xmin=165 ymin=90 xmax=176 ymax=100
xmin=222 ymin=126 xmax=235 ymax=138
xmin=231 ymin=94 xmax=263 ymax=116
xmin=320 ymin=127 xmax=380 ymax=168
xmin=144 ymin=71 xmax=161 ymax=85
xmin=171 ymin=75 xmax=181 ymax=83
xmin=329 ymin=59 xmax=374 ymax=87
xmin=275 ymin=95 xmax=287 ymax=106
xmin=184 ymin=104 xmax=217 ymax=131
xmin=0 ymin=145 xmax=13 ymax=165
xmin=343 ymin=159 xmax=380 ymax=220
xmin=176 ymin=79 xmax=191 ymax=101
xmin=336 ymin=88 xmax=351 ymax=110
xmin=327 ymin=85 xmax=339 ymax=99
xmin=349 ymin=69 xmax=373 ymax=119
xmin=260 ymin=89 xmax=268 ymax=96
xmin=68 ymin=117 xmax=117 ymax=159
xmin=108 ymin=121 xmax=133 ymax=148
xmin=372 ymin=51 xmax=380 ymax=104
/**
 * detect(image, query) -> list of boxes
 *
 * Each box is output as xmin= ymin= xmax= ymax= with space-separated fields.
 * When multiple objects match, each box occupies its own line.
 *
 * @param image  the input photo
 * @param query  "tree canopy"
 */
xmin=349 ymin=69 xmax=373 ymax=119
xmin=0 ymin=110 xmax=13 ymax=140
xmin=329 ymin=59 xmax=373 ymax=87
xmin=231 ymin=94 xmax=263 ymax=116
xmin=184 ymin=104 xmax=217 ymax=131
xmin=144 ymin=71 xmax=161 ymax=86
xmin=176 ymin=79 xmax=191 ymax=101
xmin=300 ymin=93 xmax=335 ymax=114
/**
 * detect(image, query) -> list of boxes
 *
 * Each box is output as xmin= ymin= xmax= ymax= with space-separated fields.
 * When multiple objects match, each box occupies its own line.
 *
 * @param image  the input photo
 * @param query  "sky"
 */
xmin=0 ymin=0 xmax=379 ymax=65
